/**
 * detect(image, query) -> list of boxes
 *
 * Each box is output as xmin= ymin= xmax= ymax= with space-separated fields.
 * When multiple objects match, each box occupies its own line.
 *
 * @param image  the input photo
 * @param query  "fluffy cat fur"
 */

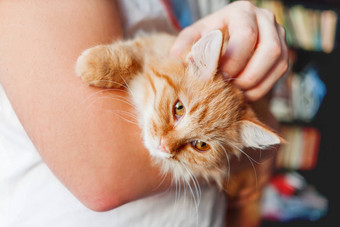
xmin=75 ymin=30 xmax=282 ymax=215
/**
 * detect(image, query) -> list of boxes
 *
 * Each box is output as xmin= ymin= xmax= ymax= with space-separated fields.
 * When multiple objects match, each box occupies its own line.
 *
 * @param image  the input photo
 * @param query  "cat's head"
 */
xmin=137 ymin=30 xmax=281 ymax=187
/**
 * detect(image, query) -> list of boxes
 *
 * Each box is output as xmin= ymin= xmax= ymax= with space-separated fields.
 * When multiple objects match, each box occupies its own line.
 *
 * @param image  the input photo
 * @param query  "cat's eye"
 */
xmin=174 ymin=100 xmax=185 ymax=118
xmin=192 ymin=140 xmax=210 ymax=152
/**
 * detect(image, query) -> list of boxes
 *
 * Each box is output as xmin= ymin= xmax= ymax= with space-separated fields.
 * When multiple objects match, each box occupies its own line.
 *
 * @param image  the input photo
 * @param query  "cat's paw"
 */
xmin=76 ymin=43 xmax=142 ymax=89
xmin=76 ymin=45 xmax=114 ymax=88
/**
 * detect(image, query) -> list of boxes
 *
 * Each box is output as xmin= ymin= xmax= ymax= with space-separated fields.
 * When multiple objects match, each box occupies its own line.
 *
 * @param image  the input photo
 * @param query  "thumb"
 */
xmin=170 ymin=27 xmax=201 ymax=57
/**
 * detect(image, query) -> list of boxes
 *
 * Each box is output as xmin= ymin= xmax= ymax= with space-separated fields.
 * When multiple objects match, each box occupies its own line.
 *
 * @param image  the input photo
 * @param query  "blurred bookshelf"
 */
xmin=231 ymin=1 xmax=339 ymax=226
xmin=251 ymin=0 xmax=339 ymax=53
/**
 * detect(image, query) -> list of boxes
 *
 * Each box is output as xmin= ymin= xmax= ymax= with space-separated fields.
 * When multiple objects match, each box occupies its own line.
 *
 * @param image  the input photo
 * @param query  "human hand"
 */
xmin=170 ymin=1 xmax=288 ymax=101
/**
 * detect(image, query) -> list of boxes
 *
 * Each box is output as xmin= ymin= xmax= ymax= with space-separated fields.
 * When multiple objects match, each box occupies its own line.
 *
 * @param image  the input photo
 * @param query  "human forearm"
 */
xmin=0 ymin=0 xmax=170 ymax=211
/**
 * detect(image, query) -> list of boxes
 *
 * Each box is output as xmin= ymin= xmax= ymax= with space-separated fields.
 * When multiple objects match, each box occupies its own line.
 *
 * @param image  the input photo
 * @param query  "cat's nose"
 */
xmin=158 ymin=138 xmax=171 ymax=154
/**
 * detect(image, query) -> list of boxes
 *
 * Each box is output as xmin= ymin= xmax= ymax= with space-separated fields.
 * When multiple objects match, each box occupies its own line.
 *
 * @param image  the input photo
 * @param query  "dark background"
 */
xmin=261 ymin=0 xmax=340 ymax=225
xmin=261 ymin=48 xmax=340 ymax=227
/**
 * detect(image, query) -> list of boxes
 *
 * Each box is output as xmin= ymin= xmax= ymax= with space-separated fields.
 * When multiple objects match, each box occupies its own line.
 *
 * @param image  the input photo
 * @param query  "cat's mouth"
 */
xmin=156 ymin=150 xmax=174 ymax=159
xmin=144 ymin=133 xmax=174 ymax=159
xmin=151 ymin=143 xmax=174 ymax=159
xmin=148 ymin=148 xmax=174 ymax=159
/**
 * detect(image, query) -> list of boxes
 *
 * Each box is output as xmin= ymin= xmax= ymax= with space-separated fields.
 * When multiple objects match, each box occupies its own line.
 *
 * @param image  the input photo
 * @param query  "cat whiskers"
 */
xmin=179 ymin=162 xmax=201 ymax=211
xmin=218 ymin=144 xmax=231 ymax=184
xmin=82 ymin=93 xmax=138 ymax=127
xmin=81 ymin=86 xmax=133 ymax=108
xmin=106 ymin=109 xmax=138 ymax=126
xmin=168 ymin=174 xmax=191 ymax=223
xmin=179 ymin=162 xmax=201 ymax=227
xmin=174 ymin=176 xmax=183 ymax=207
xmin=86 ymin=79 xmax=130 ymax=90
xmin=222 ymin=76 xmax=252 ymax=83
xmin=107 ymin=95 xmax=135 ymax=107
xmin=119 ymin=74 xmax=138 ymax=102
xmin=152 ymin=165 xmax=171 ymax=192
xmin=227 ymin=142 xmax=259 ymax=188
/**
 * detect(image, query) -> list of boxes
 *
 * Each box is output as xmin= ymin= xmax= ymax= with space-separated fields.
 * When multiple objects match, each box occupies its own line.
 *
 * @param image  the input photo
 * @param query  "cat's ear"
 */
xmin=239 ymin=120 xmax=282 ymax=149
xmin=186 ymin=30 xmax=223 ymax=80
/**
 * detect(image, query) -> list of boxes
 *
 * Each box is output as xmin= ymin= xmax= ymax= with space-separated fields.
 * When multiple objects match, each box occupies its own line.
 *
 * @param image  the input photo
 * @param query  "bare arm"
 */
xmin=0 ymin=0 xmax=169 ymax=211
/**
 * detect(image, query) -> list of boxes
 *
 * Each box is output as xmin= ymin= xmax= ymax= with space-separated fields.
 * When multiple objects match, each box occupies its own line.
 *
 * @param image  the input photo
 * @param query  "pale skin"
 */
xmin=171 ymin=1 xmax=289 ymax=101
xmin=0 ymin=0 xmax=287 ymax=215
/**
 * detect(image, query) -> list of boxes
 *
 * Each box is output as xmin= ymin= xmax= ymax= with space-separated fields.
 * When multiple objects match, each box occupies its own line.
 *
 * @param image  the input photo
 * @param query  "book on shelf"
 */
xmin=255 ymin=0 xmax=338 ymax=52
xmin=321 ymin=10 xmax=338 ymax=53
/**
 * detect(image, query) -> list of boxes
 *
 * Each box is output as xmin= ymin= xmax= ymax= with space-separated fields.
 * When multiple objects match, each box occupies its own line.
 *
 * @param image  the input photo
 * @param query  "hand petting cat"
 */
xmin=170 ymin=0 xmax=289 ymax=102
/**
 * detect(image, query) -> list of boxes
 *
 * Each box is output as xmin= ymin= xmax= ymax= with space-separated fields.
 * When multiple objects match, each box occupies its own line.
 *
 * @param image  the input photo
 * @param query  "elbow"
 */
xmin=78 ymin=188 xmax=128 ymax=212
xmin=84 ymin=197 xmax=121 ymax=212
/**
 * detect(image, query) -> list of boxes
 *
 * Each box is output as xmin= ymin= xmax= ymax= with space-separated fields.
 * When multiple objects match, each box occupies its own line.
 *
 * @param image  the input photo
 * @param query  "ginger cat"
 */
xmin=76 ymin=30 xmax=282 ymax=226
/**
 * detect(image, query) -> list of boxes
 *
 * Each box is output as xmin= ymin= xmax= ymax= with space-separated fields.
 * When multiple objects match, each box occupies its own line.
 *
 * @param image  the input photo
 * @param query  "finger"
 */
xmin=244 ymin=24 xmax=289 ymax=101
xmin=169 ymin=11 xmax=223 ymax=58
xmin=169 ymin=26 xmax=201 ymax=58
xmin=232 ymin=8 xmax=282 ymax=91
xmin=219 ymin=13 xmax=258 ymax=78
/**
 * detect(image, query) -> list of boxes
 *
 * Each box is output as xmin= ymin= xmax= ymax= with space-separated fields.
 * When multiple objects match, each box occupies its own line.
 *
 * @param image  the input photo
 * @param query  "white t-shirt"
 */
xmin=0 ymin=1 xmax=229 ymax=226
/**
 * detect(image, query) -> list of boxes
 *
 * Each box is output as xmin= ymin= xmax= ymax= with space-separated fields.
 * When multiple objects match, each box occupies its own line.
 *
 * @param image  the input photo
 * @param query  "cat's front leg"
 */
xmin=76 ymin=42 xmax=143 ymax=88
xmin=224 ymin=158 xmax=273 ymax=227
